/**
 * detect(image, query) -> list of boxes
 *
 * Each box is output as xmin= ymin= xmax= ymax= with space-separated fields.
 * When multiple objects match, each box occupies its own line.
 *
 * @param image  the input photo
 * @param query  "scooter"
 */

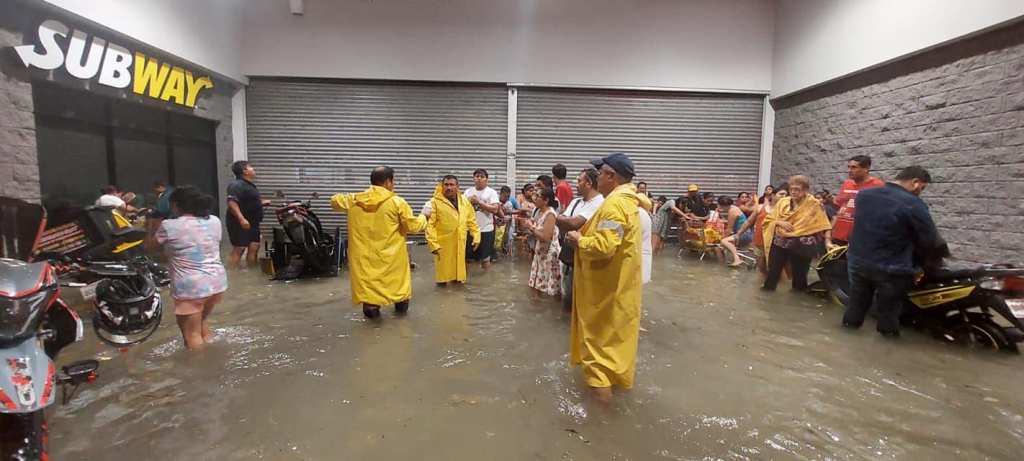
xmin=268 ymin=191 xmax=343 ymax=279
xmin=0 ymin=198 xmax=99 ymax=460
xmin=815 ymin=245 xmax=1024 ymax=352
xmin=36 ymin=205 xmax=167 ymax=348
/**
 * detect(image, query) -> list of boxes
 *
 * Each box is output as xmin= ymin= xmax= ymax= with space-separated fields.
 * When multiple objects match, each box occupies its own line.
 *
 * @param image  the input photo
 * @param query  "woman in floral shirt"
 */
xmin=520 ymin=188 xmax=562 ymax=297
xmin=147 ymin=185 xmax=228 ymax=350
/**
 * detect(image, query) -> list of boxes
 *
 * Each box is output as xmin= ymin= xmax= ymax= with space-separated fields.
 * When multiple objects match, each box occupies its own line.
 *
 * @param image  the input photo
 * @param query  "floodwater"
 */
xmin=49 ymin=246 xmax=1024 ymax=460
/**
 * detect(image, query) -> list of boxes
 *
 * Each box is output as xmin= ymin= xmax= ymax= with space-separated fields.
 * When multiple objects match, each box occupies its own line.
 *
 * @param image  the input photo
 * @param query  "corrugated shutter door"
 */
xmin=246 ymin=79 xmax=508 ymax=236
xmin=515 ymin=88 xmax=764 ymax=200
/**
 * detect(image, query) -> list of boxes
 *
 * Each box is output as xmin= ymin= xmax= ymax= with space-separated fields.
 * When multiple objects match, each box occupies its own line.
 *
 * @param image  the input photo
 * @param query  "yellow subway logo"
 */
xmin=14 ymin=19 xmax=214 ymax=108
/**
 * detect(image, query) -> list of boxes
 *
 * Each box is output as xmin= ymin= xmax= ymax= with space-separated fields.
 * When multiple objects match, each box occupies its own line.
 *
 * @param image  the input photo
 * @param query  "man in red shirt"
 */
xmin=552 ymin=163 xmax=574 ymax=214
xmin=826 ymin=155 xmax=885 ymax=248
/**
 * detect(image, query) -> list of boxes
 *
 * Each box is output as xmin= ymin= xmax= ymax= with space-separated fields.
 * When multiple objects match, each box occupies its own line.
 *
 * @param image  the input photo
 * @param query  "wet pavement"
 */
xmin=49 ymin=246 xmax=1024 ymax=460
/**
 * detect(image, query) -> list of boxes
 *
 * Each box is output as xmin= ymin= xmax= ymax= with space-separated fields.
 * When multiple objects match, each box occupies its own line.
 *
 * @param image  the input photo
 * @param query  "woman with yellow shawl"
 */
xmin=762 ymin=175 xmax=832 ymax=291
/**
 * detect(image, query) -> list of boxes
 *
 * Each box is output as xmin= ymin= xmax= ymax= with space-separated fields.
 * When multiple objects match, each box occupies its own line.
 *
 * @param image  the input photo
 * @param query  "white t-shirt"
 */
xmin=464 ymin=186 xmax=500 ymax=232
xmin=560 ymin=194 xmax=605 ymax=271
xmin=639 ymin=208 xmax=652 ymax=284
xmin=95 ymin=194 xmax=126 ymax=209
xmin=562 ymin=194 xmax=604 ymax=221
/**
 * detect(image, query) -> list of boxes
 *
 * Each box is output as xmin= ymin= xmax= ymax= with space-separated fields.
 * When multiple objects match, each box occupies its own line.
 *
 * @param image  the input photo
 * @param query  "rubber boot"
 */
xmin=363 ymin=304 xmax=381 ymax=319
xmin=395 ymin=300 xmax=410 ymax=315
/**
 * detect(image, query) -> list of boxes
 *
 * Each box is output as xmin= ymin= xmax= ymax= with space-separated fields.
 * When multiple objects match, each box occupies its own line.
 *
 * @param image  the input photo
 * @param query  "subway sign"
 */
xmin=13 ymin=19 xmax=214 ymax=108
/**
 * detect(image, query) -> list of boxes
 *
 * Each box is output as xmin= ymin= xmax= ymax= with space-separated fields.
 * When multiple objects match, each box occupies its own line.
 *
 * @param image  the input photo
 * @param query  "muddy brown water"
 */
xmin=48 ymin=246 xmax=1024 ymax=460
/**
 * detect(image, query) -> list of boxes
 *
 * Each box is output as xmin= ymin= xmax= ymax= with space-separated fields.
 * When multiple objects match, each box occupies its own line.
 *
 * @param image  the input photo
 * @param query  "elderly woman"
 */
xmin=762 ymin=176 xmax=832 ymax=291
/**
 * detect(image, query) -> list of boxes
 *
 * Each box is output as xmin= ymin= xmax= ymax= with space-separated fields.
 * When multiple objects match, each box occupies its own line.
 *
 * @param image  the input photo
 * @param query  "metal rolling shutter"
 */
xmin=246 ymin=79 xmax=508 ymax=236
xmin=515 ymin=88 xmax=764 ymax=200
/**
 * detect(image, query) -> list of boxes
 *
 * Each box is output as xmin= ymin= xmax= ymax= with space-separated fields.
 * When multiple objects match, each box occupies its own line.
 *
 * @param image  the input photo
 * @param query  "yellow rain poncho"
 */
xmin=425 ymin=184 xmax=481 ymax=283
xmin=570 ymin=183 xmax=644 ymax=389
xmin=762 ymin=195 xmax=831 ymax=264
xmin=330 ymin=186 xmax=426 ymax=306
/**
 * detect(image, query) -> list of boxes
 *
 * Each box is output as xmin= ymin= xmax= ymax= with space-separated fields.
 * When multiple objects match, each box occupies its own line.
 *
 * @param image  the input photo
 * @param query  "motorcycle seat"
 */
xmin=923 ymin=267 xmax=980 ymax=282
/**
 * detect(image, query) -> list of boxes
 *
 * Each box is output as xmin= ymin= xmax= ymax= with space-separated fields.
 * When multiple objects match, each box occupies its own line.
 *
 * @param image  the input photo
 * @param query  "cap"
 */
xmin=688 ymin=184 xmax=699 ymax=192
xmin=590 ymin=153 xmax=635 ymax=179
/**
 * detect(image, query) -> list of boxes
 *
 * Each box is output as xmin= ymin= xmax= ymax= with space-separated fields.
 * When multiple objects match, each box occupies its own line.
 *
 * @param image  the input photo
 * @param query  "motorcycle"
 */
xmin=38 ymin=205 xmax=168 ymax=348
xmin=0 ymin=198 xmax=99 ymax=460
xmin=815 ymin=245 xmax=1024 ymax=352
xmin=268 ymin=191 xmax=343 ymax=279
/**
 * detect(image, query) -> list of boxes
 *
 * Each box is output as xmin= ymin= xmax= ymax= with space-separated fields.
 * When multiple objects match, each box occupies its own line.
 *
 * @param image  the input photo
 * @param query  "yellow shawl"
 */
xmin=762 ymin=195 xmax=831 ymax=264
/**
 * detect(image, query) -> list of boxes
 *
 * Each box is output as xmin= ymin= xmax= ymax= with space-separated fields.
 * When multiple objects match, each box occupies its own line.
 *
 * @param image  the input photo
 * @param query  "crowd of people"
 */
xmin=98 ymin=151 xmax=937 ymax=403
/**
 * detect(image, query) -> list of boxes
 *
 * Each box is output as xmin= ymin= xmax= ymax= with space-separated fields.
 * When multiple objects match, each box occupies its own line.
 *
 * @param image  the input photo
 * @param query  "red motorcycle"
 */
xmin=0 ymin=198 xmax=98 ymax=460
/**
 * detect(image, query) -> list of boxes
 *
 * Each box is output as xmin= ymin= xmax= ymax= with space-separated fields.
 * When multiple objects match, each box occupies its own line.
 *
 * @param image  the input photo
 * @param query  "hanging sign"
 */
xmin=13 ymin=19 xmax=214 ymax=108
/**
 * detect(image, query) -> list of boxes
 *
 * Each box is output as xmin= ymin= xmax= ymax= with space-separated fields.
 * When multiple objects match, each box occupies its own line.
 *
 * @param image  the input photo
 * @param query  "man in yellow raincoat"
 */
xmin=564 ymin=153 xmax=645 ymax=404
xmin=330 ymin=166 xmax=427 ymax=319
xmin=424 ymin=175 xmax=481 ymax=285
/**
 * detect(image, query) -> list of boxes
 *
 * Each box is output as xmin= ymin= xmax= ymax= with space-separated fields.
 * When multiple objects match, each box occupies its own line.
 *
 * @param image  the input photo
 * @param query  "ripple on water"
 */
xmin=536 ymin=358 xmax=587 ymax=423
xmin=463 ymin=301 xmax=518 ymax=341
xmin=438 ymin=349 xmax=470 ymax=368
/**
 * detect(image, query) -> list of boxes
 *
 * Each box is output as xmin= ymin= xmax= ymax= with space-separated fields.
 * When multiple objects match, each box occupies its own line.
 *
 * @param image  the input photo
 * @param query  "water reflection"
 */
xmin=48 ymin=247 xmax=1024 ymax=460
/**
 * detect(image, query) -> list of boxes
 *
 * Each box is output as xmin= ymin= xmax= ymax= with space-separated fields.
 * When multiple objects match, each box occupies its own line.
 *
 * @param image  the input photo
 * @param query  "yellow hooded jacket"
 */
xmin=570 ymin=183 xmax=644 ymax=389
xmin=330 ymin=186 xmax=426 ymax=306
xmin=425 ymin=184 xmax=481 ymax=283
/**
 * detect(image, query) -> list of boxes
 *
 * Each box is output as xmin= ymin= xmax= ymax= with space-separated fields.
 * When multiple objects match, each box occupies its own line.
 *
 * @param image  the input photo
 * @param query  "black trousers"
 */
xmin=763 ymin=244 xmax=812 ymax=291
xmin=842 ymin=266 xmax=914 ymax=334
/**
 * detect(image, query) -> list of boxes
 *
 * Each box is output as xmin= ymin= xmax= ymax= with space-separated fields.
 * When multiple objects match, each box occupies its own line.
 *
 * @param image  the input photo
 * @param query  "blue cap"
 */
xmin=590 ymin=153 xmax=635 ymax=179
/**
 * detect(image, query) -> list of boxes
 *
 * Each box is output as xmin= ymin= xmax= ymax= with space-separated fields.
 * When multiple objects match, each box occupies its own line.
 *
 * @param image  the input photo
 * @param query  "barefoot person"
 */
xmin=147 ymin=185 xmax=227 ymax=350
xmin=226 ymin=161 xmax=270 ymax=269
xmin=564 ymin=153 xmax=645 ymax=404
xmin=331 ymin=166 xmax=427 ymax=318
xmin=464 ymin=169 xmax=501 ymax=270
xmin=425 ymin=175 xmax=481 ymax=286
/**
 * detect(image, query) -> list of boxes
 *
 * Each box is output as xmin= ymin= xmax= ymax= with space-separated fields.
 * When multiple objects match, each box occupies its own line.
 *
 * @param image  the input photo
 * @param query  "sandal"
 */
xmin=727 ymin=261 xmax=744 ymax=268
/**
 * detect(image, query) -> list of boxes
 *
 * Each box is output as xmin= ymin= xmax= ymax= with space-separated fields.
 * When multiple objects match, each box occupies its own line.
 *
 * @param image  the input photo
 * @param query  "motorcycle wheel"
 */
xmin=943 ymin=313 xmax=1014 ymax=352
xmin=0 ymin=411 xmax=47 ymax=460
xmin=287 ymin=222 xmax=328 ymax=273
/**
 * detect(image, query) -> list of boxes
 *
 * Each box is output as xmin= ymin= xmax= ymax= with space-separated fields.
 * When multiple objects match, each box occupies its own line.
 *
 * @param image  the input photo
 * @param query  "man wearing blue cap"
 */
xmin=564 ymin=153 xmax=647 ymax=404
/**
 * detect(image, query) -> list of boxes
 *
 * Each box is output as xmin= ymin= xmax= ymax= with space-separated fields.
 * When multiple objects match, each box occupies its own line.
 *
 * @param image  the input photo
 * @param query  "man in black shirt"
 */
xmin=680 ymin=186 xmax=711 ymax=221
xmin=226 ymin=161 xmax=269 ymax=269
xmin=842 ymin=166 xmax=939 ymax=337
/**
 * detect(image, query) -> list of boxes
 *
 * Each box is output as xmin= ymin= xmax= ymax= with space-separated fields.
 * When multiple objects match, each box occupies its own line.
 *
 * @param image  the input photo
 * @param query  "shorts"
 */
xmin=468 ymin=231 xmax=496 ymax=262
xmin=737 ymin=230 xmax=753 ymax=248
xmin=226 ymin=218 xmax=261 ymax=247
xmin=174 ymin=292 xmax=223 ymax=316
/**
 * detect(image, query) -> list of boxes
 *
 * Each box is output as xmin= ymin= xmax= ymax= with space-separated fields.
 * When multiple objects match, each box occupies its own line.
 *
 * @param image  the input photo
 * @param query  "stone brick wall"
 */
xmin=771 ymin=23 xmax=1024 ymax=264
xmin=193 ymin=90 xmax=237 ymax=221
xmin=0 ymin=26 xmax=40 ymax=203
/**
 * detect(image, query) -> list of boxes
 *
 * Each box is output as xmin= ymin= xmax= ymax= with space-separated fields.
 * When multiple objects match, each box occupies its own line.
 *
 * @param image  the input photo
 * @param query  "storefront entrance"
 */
xmin=34 ymin=81 xmax=219 ymax=214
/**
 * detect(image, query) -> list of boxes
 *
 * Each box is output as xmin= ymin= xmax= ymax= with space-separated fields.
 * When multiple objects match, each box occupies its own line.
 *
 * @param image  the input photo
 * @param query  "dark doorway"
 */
xmin=33 ymin=82 xmax=219 ymax=215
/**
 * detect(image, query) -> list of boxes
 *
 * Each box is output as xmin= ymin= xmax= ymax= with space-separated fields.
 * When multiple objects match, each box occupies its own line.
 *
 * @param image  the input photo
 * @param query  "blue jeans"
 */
xmin=842 ymin=264 xmax=914 ymax=334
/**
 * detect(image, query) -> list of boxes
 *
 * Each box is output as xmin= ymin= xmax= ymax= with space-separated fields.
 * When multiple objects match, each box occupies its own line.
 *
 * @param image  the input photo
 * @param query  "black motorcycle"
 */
xmin=816 ymin=245 xmax=1024 ymax=352
xmin=35 ymin=204 xmax=168 ymax=347
xmin=268 ymin=191 xmax=343 ymax=279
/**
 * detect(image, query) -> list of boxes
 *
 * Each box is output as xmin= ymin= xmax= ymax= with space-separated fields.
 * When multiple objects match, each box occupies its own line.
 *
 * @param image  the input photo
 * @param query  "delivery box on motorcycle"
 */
xmin=35 ymin=206 xmax=144 ymax=260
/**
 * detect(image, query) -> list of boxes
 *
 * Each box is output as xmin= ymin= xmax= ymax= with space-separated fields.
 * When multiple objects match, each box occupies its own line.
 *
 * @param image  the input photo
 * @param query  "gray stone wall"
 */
xmin=771 ymin=28 xmax=1024 ymax=264
xmin=0 ymin=26 xmax=40 ymax=203
xmin=193 ymin=86 xmax=236 ymax=220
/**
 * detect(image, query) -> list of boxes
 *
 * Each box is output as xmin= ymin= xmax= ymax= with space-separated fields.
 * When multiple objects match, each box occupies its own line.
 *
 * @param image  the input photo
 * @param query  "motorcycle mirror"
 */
xmin=275 ymin=190 xmax=285 ymax=198
xmin=63 ymin=359 xmax=99 ymax=383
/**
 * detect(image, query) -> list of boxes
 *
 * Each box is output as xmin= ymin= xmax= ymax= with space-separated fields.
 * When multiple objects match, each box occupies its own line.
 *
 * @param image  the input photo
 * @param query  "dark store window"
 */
xmin=33 ymin=82 xmax=219 ymax=214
